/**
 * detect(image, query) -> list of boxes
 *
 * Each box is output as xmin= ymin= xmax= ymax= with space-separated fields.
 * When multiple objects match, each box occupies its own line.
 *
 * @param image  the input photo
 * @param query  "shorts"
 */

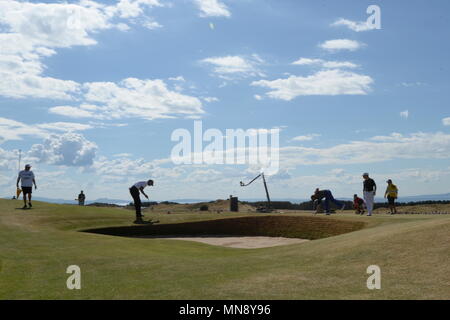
xmin=22 ymin=186 xmax=32 ymax=194
xmin=387 ymin=196 xmax=396 ymax=206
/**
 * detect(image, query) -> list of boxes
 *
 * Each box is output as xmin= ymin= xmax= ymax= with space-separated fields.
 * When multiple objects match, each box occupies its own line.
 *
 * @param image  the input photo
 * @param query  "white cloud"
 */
xmin=292 ymin=57 xmax=358 ymax=69
xmin=0 ymin=0 xmax=164 ymax=100
xmin=201 ymin=54 xmax=265 ymax=79
xmin=332 ymin=18 xmax=373 ymax=32
xmin=292 ymin=58 xmax=322 ymax=66
xmin=36 ymin=122 xmax=93 ymax=132
xmin=319 ymin=39 xmax=364 ymax=52
xmin=400 ymin=110 xmax=409 ymax=119
xmin=386 ymin=167 xmax=450 ymax=184
xmin=401 ymin=82 xmax=426 ymax=87
xmin=111 ymin=0 xmax=163 ymax=19
xmin=49 ymin=105 xmax=103 ymax=119
xmin=168 ymin=76 xmax=186 ymax=82
xmin=292 ymin=134 xmax=321 ymax=142
xmin=142 ymin=18 xmax=162 ymax=30
xmin=116 ymin=22 xmax=131 ymax=31
xmin=0 ymin=74 xmax=79 ymax=100
xmin=254 ymin=94 xmax=263 ymax=101
xmin=251 ymin=69 xmax=373 ymax=101
xmin=194 ymin=0 xmax=231 ymax=18
xmin=0 ymin=117 xmax=93 ymax=143
xmin=0 ymin=147 xmax=21 ymax=170
xmin=442 ymin=117 xmax=450 ymax=126
xmin=330 ymin=168 xmax=345 ymax=176
xmin=49 ymin=78 xmax=205 ymax=120
xmin=0 ymin=51 xmax=80 ymax=99
xmin=280 ymin=132 xmax=450 ymax=166
xmin=114 ymin=153 xmax=133 ymax=158
xmin=29 ymin=132 xmax=97 ymax=167
xmin=92 ymin=156 xmax=184 ymax=183
xmin=322 ymin=61 xmax=359 ymax=69
xmin=82 ymin=78 xmax=204 ymax=120
xmin=186 ymin=169 xmax=223 ymax=183
xmin=0 ymin=117 xmax=48 ymax=142
xmin=202 ymin=96 xmax=219 ymax=103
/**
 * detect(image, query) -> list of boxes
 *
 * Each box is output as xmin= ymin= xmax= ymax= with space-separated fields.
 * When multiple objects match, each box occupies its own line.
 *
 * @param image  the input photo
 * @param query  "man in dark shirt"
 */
xmin=311 ymin=189 xmax=346 ymax=215
xmin=129 ymin=180 xmax=154 ymax=224
xmin=78 ymin=191 xmax=86 ymax=206
xmin=363 ymin=173 xmax=377 ymax=216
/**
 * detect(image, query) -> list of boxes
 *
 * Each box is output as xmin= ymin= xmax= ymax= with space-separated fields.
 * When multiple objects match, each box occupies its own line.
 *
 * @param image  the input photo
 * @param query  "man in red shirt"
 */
xmin=353 ymin=194 xmax=365 ymax=215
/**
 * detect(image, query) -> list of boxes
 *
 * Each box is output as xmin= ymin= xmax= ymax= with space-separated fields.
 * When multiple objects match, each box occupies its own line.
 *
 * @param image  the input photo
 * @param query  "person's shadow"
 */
xmin=134 ymin=220 xmax=159 ymax=225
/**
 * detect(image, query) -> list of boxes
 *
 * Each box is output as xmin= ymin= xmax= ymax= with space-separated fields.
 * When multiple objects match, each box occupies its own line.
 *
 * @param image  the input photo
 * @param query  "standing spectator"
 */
xmin=311 ymin=189 xmax=346 ymax=215
xmin=362 ymin=173 xmax=376 ymax=216
xmin=353 ymin=194 xmax=365 ymax=215
xmin=384 ymin=179 xmax=398 ymax=214
xmin=16 ymin=164 xmax=37 ymax=209
xmin=78 ymin=191 xmax=86 ymax=206
xmin=129 ymin=180 xmax=154 ymax=224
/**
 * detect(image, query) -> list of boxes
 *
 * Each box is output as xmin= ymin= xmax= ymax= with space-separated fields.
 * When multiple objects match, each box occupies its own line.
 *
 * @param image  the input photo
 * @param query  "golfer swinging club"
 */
xmin=129 ymin=179 xmax=154 ymax=224
xmin=17 ymin=164 xmax=37 ymax=209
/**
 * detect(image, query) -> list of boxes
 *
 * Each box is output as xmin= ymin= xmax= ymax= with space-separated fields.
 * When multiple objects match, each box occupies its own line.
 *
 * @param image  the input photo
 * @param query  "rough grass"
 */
xmin=0 ymin=199 xmax=449 ymax=300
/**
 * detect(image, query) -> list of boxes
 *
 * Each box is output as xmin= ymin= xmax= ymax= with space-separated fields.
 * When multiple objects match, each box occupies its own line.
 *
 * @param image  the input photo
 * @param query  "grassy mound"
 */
xmin=83 ymin=215 xmax=366 ymax=240
xmin=1 ymin=199 xmax=449 ymax=299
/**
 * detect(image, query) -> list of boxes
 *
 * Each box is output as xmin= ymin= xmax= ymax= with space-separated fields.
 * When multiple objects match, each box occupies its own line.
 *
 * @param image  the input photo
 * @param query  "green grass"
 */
xmin=0 ymin=199 xmax=449 ymax=300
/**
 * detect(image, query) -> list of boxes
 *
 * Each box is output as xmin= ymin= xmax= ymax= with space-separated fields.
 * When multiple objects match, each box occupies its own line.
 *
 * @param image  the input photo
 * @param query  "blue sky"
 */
xmin=1 ymin=0 xmax=450 ymax=202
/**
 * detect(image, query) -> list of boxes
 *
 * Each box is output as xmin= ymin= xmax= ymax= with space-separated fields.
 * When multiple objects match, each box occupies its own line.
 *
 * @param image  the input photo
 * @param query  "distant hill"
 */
xmin=14 ymin=197 xmax=131 ymax=206
xmin=165 ymin=198 xmax=310 ymax=204
xmin=397 ymin=193 xmax=450 ymax=202
xmin=339 ymin=193 xmax=450 ymax=203
xmin=4 ymin=193 xmax=450 ymax=205
xmin=165 ymin=199 xmax=212 ymax=204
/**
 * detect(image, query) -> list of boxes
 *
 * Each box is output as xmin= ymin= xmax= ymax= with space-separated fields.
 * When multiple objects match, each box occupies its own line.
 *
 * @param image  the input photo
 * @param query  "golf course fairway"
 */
xmin=0 ymin=199 xmax=449 ymax=300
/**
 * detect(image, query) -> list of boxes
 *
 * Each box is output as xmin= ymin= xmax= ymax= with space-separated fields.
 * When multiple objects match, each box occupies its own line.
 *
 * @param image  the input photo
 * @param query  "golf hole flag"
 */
xmin=16 ymin=188 xmax=22 ymax=198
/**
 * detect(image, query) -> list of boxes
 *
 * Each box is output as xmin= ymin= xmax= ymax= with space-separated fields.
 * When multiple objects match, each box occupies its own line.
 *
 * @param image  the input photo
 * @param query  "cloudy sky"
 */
xmin=1 ymin=0 xmax=450 ymax=202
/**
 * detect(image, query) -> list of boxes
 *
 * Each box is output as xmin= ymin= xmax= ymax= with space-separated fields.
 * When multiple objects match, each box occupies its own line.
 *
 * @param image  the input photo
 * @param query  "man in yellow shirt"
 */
xmin=384 ymin=179 xmax=398 ymax=214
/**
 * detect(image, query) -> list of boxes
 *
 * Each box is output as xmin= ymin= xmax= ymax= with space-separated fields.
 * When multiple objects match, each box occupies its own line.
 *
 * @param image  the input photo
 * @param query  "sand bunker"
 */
xmin=142 ymin=235 xmax=309 ymax=249
xmin=82 ymin=216 xmax=366 ymax=249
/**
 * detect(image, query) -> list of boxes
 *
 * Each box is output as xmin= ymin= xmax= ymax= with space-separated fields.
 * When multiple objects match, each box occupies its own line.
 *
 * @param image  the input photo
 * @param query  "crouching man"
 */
xmin=311 ymin=189 xmax=345 ymax=215
xmin=353 ymin=194 xmax=365 ymax=215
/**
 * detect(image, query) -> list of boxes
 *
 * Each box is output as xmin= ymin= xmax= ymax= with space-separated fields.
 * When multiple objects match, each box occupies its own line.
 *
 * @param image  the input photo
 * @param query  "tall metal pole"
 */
xmin=14 ymin=149 xmax=22 ymax=199
xmin=18 ymin=149 xmax=22 ymax=173
xmin=261 ymin=173 xmax=272 ymax=211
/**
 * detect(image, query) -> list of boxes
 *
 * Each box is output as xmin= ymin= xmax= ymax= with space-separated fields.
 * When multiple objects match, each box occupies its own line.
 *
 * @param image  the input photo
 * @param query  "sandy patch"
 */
xmin=142 ymin=235 xmax=309 ymax=249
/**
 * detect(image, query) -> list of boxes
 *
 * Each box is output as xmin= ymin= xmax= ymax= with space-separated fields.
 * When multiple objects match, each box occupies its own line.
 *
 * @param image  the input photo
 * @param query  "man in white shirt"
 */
xmin=129 ymin=180 xmax=154 ymax=224
xmin=363 ymin=173 xmax=377 ymax=216
xmin=17 ymin=164 xmax=37 ymax=209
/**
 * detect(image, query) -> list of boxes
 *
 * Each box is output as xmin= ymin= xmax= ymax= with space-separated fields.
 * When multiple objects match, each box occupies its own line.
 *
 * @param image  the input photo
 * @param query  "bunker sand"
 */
xmin=141 ymin=235 xmax=310 ymax=248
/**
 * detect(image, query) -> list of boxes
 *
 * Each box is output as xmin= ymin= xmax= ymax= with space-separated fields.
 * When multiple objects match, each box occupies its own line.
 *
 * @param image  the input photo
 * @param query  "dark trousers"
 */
xmin=129 ymin=186 xmax=142 ymax=218
xmin=323 ymin=190 xmax=343 ymax=212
